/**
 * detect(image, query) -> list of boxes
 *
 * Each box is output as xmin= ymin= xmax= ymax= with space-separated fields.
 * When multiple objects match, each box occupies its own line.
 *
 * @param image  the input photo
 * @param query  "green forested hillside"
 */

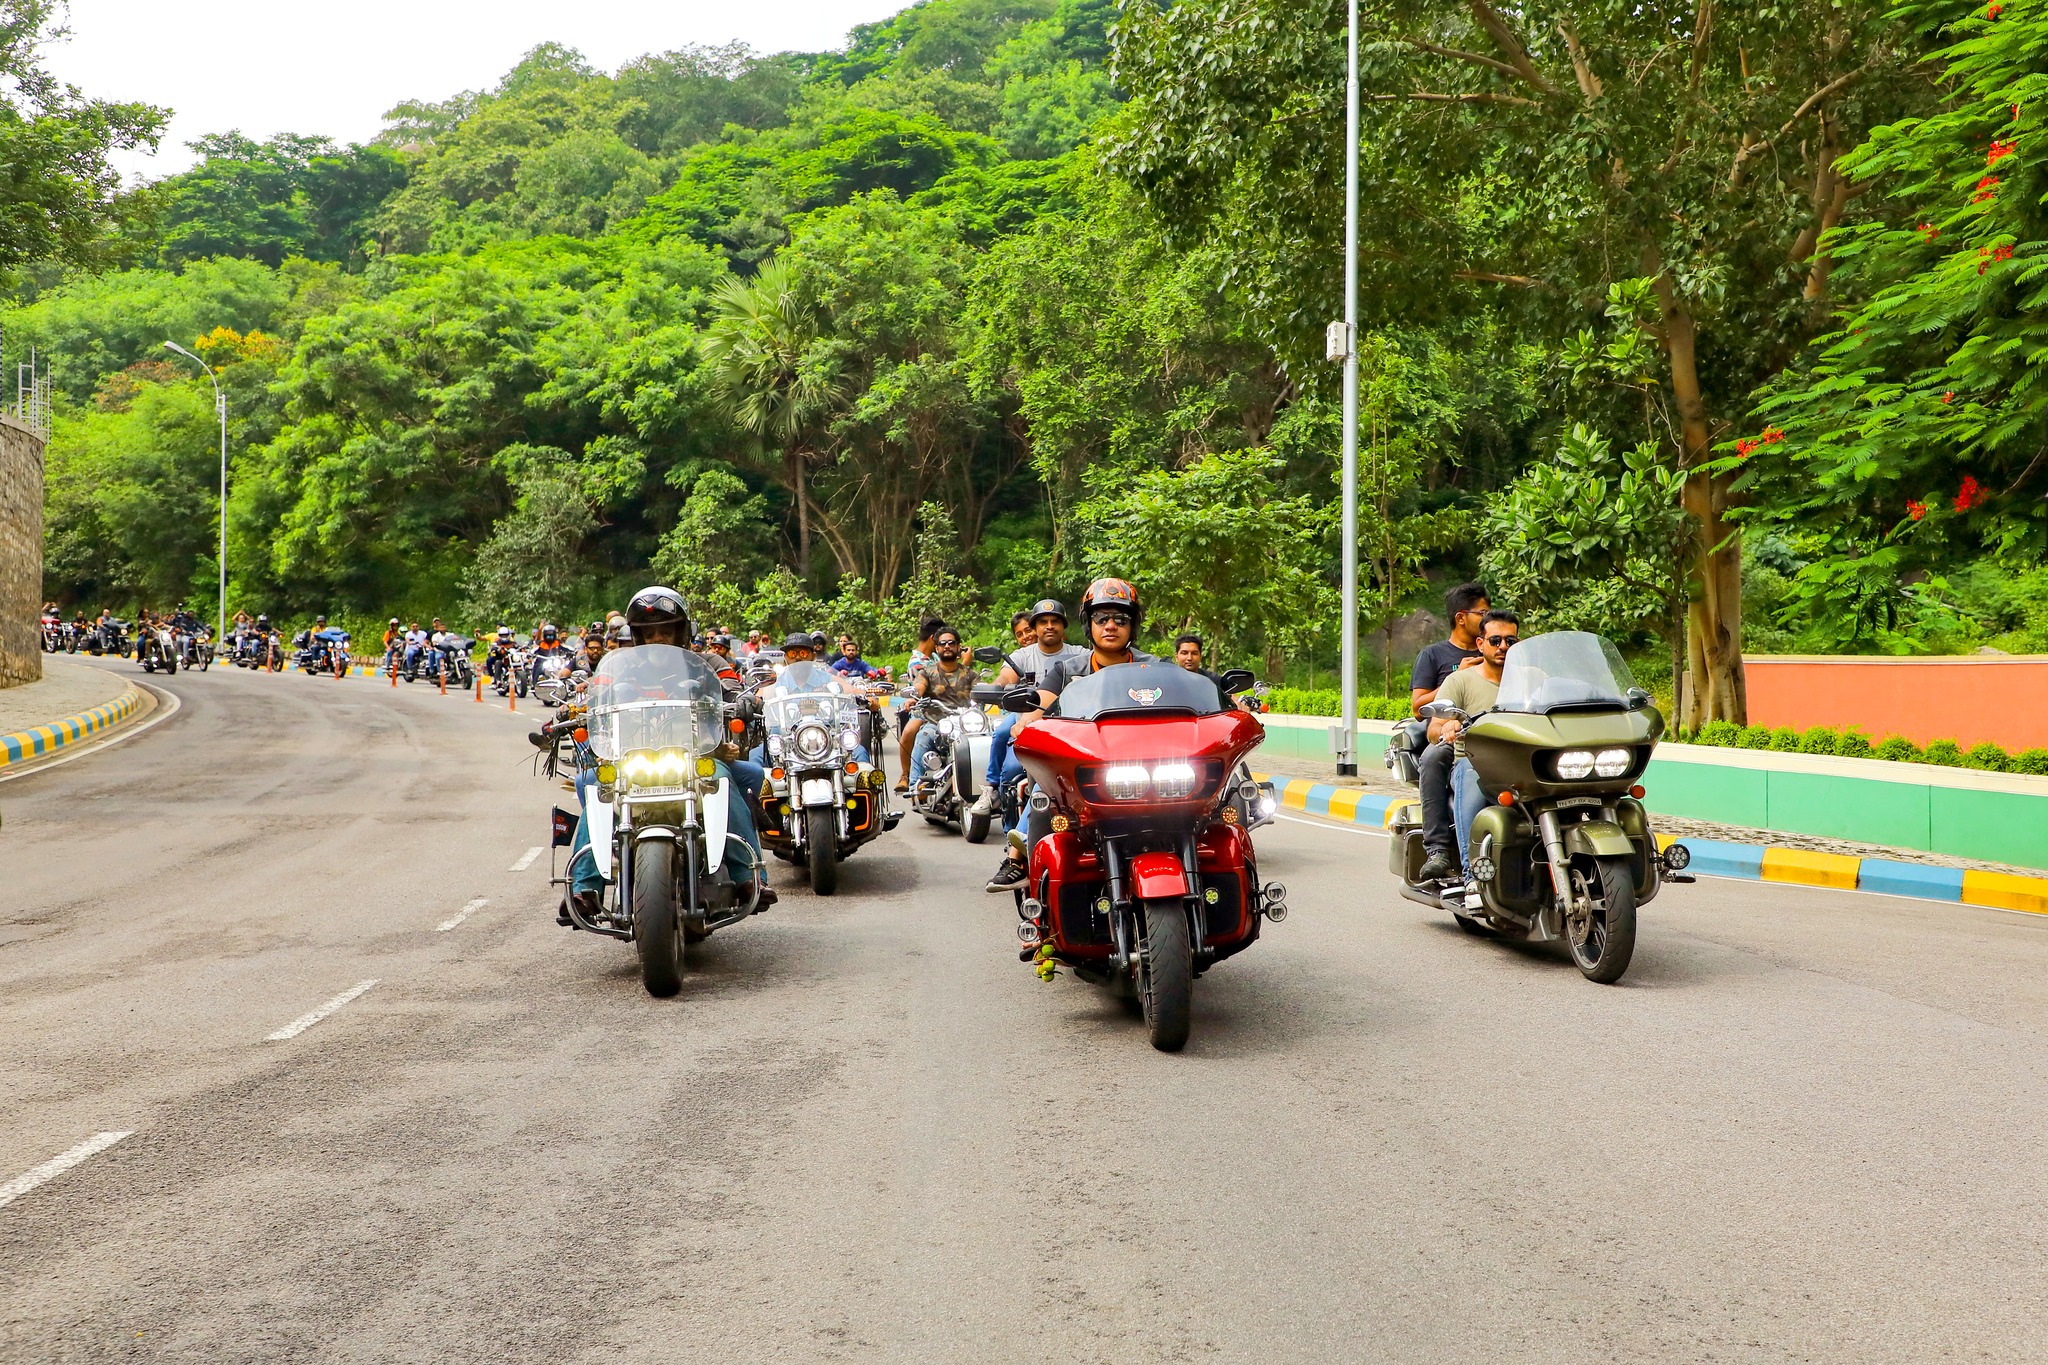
xmin=17 ymin=0 xmax=2048 ymax=721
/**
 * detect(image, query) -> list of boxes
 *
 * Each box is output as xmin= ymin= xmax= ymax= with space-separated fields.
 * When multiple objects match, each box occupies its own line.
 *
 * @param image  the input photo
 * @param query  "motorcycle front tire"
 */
xmin=805 ymin=807 xmax=840 ymax=895
xmin=632 ymin=839 xmax=683 ymax=997
xmin=1138 ymin=899 xmax=1193 ymax=1052
xmin=1569 ymin=856 xmax=1638 ymax=985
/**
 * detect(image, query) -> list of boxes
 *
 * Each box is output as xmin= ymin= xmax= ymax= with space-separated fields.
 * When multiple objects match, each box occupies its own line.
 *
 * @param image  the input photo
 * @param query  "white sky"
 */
xmin=44 ymin=0 xmax=908 ymax=181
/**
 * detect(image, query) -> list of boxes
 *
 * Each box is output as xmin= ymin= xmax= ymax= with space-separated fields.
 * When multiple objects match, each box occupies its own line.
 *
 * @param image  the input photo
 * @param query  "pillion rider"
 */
xmin=1412 ymin=581 xmax=1492 ymax=885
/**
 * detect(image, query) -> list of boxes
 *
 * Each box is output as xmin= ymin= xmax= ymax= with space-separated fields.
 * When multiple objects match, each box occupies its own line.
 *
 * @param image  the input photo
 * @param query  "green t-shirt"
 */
xmin=1436 ymin=665 xmax=1500 ymax=760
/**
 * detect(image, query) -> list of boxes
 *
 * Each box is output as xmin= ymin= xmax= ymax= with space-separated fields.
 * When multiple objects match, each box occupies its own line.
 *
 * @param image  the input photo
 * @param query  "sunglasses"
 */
xmin=1484 ymin=634 xmax=1517 ymax=646
xmin=1090 ymin=611 xmax=1133 ymax=627
xmin=936 ymin=639 xmax=961 ymax=648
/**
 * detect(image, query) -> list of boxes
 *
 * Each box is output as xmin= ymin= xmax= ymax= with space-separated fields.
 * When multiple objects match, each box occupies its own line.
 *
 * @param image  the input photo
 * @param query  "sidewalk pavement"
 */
xmin=0 ymin=655 xmax=150 ymax=769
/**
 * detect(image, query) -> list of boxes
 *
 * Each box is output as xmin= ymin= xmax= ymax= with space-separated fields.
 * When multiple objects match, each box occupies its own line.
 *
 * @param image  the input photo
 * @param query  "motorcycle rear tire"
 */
xmin=1138 ymin=898 xmax=1193 ymax=1053
xmin=632 ymin=839 xmax=683 ymax=998
xmin=1569 ymin=856 xmax=1638 ymax=985
xmin=805 ymin=807 xmax=839 ymax=895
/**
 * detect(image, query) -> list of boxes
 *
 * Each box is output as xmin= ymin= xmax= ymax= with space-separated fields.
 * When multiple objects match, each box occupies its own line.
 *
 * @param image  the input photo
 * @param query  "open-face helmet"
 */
xmin=624 ymin=585 xmax=691 ymax=645
xmin=1078 ymin=578 xmax=1141 ymax=637
xmin=782 ymin=630 xmax=815 ymax=653
xmin=1028 ymin=598 xmax=1068 ymax=625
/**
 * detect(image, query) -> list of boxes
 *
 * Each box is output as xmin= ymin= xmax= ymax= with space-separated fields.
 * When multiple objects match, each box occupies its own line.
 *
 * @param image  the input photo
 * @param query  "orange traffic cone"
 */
xmin=439 ymin=666 xmax=447 ymax=695
xmin=474 ymin=675 xmax=483 ymax=702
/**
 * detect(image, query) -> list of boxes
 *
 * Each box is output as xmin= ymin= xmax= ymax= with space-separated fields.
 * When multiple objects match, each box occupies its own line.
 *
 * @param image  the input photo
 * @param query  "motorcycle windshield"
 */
xmin=1051 ymin=661 xmax=1228 ymax=720
xmin=1493 ymin=631 xmax=1637 ymax=713
xmin=586 ymin=645 xmax=724 ymax=760
xmin=764 ymin=663 xmax=854 ymax=735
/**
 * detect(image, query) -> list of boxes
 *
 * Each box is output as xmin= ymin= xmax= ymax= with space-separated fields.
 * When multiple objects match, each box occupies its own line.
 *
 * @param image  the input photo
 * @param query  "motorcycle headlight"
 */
xmin=793 ymin=722 xmax=832 ymax=761
xmin=766 ymin=734 xmax=784 ymax=757
xmin=1104 ymin=765 xmax=1150 ymax=800
xmin=958 ymin=710 xmax=986 ymax=734
xmin=622 ymin=753 xmax=658 ymax=784
xmin=938 ymin=716 xmax=958 ymax=737
xmin=1151 ymin=762 xmax=1198 ymax=799
xmin=1593 ymin=748 xmax=1632 ymax=778
xmin=654 ymin=750 xmax=687 ymax=782
xmin=842 ymin=728 xmax=861 ymax=750
xmin=1554 ymin=749 xmax=1596 ymax=781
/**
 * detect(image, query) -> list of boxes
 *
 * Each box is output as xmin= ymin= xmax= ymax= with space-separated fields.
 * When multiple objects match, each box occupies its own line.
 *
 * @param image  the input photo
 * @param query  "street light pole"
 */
xmin=163 ymin=341 xmax=227 ymax=648
xmin=1335 ymin=0 xmax=1362 ymax=776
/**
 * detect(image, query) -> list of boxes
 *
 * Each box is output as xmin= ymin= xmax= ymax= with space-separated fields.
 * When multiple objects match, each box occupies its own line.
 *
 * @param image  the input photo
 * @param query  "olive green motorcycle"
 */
xmin=1386 ymin=631 xmax=1693 ymax=983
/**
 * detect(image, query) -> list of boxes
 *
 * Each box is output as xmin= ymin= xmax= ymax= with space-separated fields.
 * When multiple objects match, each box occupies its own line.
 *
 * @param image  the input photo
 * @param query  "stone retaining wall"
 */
xmin=0 ymin=413 xmax=44 ymax=688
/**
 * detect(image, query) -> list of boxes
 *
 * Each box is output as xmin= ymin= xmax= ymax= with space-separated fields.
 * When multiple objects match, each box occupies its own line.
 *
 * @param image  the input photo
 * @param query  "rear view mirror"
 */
xmin=1219 ymin=668 xmax=1255 ymax=695
xmin=1419 ymin=700 xmax=1466 ymax=722
xmin=1001 ymin=685 xmax=1043 ymax=714
xmin=972 ymin=645 xmax=1005 ymax=664
xmin=1626 ymin=687 xmax=1652 ymax=710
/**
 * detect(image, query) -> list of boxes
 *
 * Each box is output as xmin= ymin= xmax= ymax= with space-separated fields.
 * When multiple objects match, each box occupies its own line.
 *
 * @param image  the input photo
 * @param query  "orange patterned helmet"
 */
xmin=1078 ymin=577 xmax=1142 ymax=637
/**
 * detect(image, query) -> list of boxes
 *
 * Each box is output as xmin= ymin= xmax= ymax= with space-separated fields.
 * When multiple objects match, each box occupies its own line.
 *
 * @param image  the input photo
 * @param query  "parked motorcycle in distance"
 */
xmin=1007 ymin=661 xmax=1282 ymax=1052
xmin=1385 ymin=630 xmax=1693 ymax=984
xmin=557 ymin=644 xmax=764 ymax=997
xmin=757 ymin=661 xmax=896 ymax=894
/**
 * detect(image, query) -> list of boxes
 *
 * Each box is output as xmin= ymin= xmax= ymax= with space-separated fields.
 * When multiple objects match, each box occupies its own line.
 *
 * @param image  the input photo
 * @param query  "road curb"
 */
xmin=0 ymin=684 xmax=149 ymax=769
xmin=1253 ymin=771 xmax=2048 ymax=915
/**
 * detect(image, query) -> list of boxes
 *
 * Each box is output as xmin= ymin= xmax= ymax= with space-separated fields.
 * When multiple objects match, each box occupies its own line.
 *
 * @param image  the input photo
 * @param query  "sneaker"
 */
xmin=986 ymin=859 xmax=1028 ymax=893
xmin=1416 ymin=850 xmax=1459 ymax=883
xmin=969 ymin=787 xmax=997 ymax=817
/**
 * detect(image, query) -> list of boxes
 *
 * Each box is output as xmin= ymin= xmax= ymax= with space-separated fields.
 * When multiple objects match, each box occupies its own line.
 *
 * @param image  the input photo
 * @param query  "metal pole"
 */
xmin=162 ymin=342 xmax=227 ymax=646
xmin=1336 ymin=0 xmax=1361 ymax=776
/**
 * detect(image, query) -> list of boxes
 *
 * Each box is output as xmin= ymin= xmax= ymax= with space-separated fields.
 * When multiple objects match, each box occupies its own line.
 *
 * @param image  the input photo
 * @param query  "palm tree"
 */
xmin=698 ymin=258 xmax=844 ymax=578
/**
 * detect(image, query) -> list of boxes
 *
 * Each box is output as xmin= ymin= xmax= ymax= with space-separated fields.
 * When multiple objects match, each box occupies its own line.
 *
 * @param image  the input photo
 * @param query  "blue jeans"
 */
xmin=985 ymin=713 xmax=1016 ymax=784
xmin=569 ymin=760 xmax=763 ymax=895
xmin=997 ymin=753 xmax=1026 ymax=833
xmin=909 ymin=726 xmax=942 ymax=785
xmin=1452 ymin=757 xmax=1485 ymax=873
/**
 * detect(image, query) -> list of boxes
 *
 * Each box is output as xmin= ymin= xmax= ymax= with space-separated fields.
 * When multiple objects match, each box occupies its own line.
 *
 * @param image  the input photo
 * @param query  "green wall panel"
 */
xmin=1766 ymin=770 xmax=1931 ymax=849
xmin=1643 ymin=757 xmax=1769 ymax=828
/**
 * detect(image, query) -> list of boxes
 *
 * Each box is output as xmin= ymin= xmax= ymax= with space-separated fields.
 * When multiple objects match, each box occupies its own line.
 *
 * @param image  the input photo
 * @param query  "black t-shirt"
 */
xmin=1411 ymin=639 xmax=1482 ymax=695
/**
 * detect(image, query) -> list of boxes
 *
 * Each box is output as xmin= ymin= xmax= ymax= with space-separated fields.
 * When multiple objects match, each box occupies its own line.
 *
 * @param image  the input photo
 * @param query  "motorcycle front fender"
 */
xmin=799 ymin=775 xmax=839 ymax=808
xmin=1127 ymin=850 xmax=1189 ymax=902
xmin=959 ymin=733 xmax=993 ymax=798
xmin=1562 ymin=819 xmax=1635 ymax=860
xmin=703 ymin=776 xmax=730 ymax=869
xmin=589 ymin=790 xmax=617 ymax=879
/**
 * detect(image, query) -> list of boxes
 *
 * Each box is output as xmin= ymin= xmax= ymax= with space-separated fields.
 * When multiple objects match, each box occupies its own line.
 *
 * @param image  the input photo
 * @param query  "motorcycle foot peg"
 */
xmin=1666 ymin=871 xmax=1697 ymax=884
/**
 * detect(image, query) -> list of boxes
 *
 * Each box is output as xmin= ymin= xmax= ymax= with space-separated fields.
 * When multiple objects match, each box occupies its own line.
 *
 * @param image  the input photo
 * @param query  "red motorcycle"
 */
xmin=1005 ymin=661 xmax=1288 ymax=1051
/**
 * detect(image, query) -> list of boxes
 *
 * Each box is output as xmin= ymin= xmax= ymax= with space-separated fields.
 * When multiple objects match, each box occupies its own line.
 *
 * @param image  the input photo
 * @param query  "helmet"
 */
xmin=540 ymin=624 xmax=558 ymax=643
xmin=315 ymin=614 xmax=327 ymax=625
xmin=782 ymin=630 xmax=815 ymax=652
xmin=1078 ymin=578 xmax=1141 ymax=636
xmin=256 ymin=614 xmax=269 ymax=627
xmin=625 ymin=585 xmax=691 ymax=644
xmin=389 ymin=617 xmax=400 ymax=627
xmin=1028 ymin=598 xmax=1068 ymax=625
xmin=810 ymin=630 xmax=828 ymax=652
xmin=496 ymin=625 xmax=513 ymax=640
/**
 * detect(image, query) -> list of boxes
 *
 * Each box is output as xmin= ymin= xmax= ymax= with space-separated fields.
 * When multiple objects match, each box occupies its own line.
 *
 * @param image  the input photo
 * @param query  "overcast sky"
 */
xmin=44 ymin=0 xmax=907 ymax=181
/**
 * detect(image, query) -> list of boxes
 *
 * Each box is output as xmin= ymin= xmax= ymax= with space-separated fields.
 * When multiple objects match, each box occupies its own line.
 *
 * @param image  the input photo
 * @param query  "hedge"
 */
xmin=1261 ymin=690 xmax=2048 ymax=776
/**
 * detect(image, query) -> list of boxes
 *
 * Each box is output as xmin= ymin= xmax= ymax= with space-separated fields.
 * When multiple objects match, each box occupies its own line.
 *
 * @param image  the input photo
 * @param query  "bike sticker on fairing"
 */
xmin=1128 ymin=687 xmax=1163 ymax=706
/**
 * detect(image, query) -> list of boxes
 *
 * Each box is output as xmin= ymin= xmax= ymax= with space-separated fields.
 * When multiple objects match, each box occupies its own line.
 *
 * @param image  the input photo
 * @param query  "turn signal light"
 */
xmin=844 ymin=761 xmax=859 ymax=774
xmin=572 ymin=727 xmax=588 ymax=744
xmin=729 ymin=718 xmax=745 ymax=734
xmin=1498 ymin=790 xmax=1515 ymax=806
xmin=1630 ymin=784 xmax=1646 ymax=798
xmin=770 ymin=767 xmax=785 ymax=781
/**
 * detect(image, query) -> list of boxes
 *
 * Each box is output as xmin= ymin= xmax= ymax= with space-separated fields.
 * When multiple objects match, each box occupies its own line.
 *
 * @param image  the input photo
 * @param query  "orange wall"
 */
xmin=1743 ymin=655 xmax=2048 ymax=751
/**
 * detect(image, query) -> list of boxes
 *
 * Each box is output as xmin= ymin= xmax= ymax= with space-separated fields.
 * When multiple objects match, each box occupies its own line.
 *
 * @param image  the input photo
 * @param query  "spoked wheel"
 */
xmin=1567 ymin=855 xmax=1638 ymax=984
xmin=631 ymin=839 xmax=683 ymax=997
xmin=1137 ymin=898 xmax=1193 ymax=1052
xmin=805 ymin=806 xmax=840 ymax=895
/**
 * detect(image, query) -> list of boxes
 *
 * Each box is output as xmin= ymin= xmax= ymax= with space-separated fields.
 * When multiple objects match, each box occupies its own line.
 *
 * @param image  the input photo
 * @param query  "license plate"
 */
xmin=627 ymin=785 xmax=687 ymax=799
xmin=1555 ymin=795 xmax=1603 ymax=810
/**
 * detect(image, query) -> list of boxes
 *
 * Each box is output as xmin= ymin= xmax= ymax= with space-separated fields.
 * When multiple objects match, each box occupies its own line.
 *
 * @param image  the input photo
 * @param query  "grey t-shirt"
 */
xmin=1005 ymin=641 xmax=1091 ymax=685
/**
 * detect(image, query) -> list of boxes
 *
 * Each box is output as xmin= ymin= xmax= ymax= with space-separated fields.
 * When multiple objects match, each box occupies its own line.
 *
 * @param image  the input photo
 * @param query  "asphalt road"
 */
xmin=3 ymin=660 xmax=2046 ymax=1363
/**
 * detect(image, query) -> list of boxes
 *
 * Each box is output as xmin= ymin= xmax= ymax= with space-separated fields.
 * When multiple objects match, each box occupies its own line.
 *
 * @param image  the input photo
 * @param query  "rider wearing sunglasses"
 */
xmin=1419 ymin=608 xmax=1520 ymax=897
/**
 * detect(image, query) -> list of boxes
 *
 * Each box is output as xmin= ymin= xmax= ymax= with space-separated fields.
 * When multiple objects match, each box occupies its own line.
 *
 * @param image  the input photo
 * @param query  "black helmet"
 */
xmin=1028 ymin=598 xmax=1068 ymax=625
xmin=540 ymin=624 xmax=558 ymax=643
xmin=1078 ymin=578 xmax=1141 ymax=637
xmin=782 ymin=630 xmax=815 ymax=652
xmin=625 ymin=585 xmax=691 ymax=644
xmin=809 ymin=630 xmax=828 ymax=652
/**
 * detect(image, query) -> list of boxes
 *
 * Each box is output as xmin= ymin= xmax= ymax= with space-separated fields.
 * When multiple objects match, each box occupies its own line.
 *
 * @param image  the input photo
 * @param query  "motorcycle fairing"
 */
xmin=1034 ymin=823 xmax=1259 ymax=962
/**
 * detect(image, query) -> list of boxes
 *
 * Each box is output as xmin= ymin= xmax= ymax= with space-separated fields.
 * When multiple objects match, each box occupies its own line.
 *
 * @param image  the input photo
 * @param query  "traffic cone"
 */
xmin=439 ymin=666 xmax=447 ymax=695
xmin=474 ymin=675 xmax=483 ymax=702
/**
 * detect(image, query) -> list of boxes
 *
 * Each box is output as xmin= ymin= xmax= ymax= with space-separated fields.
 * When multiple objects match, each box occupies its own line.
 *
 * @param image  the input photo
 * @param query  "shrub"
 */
xmin=1734 ymin=724 xmax=1773 ymax=749
xmin=1962 ymin=741 xmax=2011 ymax=772
xmin=1873 ymin=735 xmax=1921 ymax=763
xmin=2013 ymin=748 xmax=2048 ymax=776
xmin=1922 ymin=738 xmax=1966 ymax=767
xmin=1833 ymin=728 xmax=1873 ymax=759
xmin=1695 ymin=720 xmax=1741 ymax=747
xmin=1794 ymin=726 xmax=1838 ymax=754
xmin=1769 ymin=727 xmax=1803 ymax=751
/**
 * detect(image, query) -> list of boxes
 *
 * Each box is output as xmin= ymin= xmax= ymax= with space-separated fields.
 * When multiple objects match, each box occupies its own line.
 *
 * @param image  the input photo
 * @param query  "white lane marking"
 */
xmin=509 ymin=846 xmax=543 ymax=872
xmin=265 ymin=979 xmax=378 ymax=1041
xmin=0 ymin=1131 xmax=132 ymax=1210
xmin=435 ymin=898 xmax=489 ymax=932
xmin=1276 ymin=811 xmax=1389 ymax=838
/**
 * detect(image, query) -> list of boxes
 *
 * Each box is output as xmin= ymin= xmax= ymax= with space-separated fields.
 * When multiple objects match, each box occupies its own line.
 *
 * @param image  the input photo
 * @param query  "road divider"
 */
xmin=509 ymin=846 xmax=543 ymax=872
xmin=1253 ymin=771 xmax=2048 ymax=916
xmin=1 ymin=685 xmax=147 ymax=769
xmin=264 ymin=979 xmax=378 ymax=1041
xmin=435 ymin=898 xmax=489 ymax=932
xmin=0 ymin=1131 xmax=132 ymax=1210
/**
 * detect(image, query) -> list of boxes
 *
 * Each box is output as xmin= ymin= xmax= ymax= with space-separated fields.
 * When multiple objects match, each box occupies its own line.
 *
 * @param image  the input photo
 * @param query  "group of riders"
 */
xmin=549 ymin=577 xmax=1265 ymax=919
